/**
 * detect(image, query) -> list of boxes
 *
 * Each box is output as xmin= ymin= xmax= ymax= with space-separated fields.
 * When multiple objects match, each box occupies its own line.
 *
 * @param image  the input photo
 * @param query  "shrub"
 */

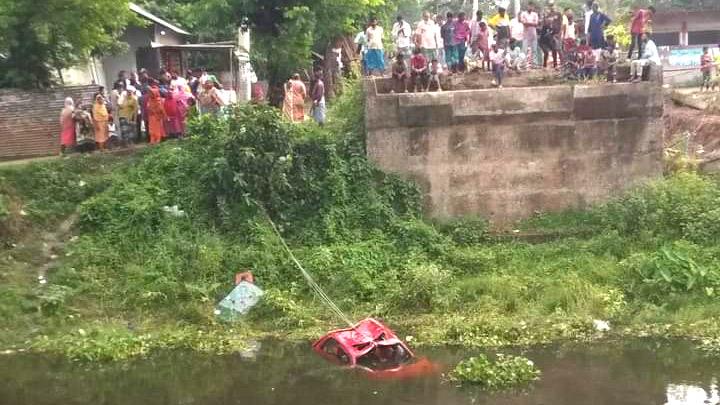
xmin=449 ymin=354 xmax=541 ymax=390
xmin=599 ymin=172 xmax=720 ymax=244
xmin=389 ymin=262 xmax=456 ymax=311
xmin=435 ymin=216 xmax=489 ymax=246
xmin=621 ymin=241 xmax=720 ymax=302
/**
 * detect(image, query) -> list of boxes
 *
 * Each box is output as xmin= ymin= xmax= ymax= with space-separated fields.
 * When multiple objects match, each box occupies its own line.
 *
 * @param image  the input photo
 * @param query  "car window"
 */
xmin=322 ymin=338 xmax=350 ymax=365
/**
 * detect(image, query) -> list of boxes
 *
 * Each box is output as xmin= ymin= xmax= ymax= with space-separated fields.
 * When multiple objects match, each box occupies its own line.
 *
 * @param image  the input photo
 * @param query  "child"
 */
xmin=391 ymin=54 xmax=409 ymax=93
xmin=701 ymin=47 xmax=713 ymax=92
xmin=579 ymin=45 xmax=597 ymax=79
xmin=477 ymin=22 xmax=491 ymax=71
xmin=410 ymin=48 xmax=429 ymax=92
xmin=600 ymin=35 xmax=619 ymax=83
xmin=427 ymin=58 xmax=443 ymax=92
xmin=489 ymin=43 xmax=506 ymax=88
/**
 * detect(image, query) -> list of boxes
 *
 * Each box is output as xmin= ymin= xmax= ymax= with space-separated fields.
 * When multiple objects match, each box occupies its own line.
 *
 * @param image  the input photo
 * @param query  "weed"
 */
xmin=449 ymin=354 xmax=540 ymax=390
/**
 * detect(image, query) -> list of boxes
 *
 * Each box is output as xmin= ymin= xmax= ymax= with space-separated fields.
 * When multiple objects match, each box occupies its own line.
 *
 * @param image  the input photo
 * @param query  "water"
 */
xmin=1 ymin=340 xmax=718 ymax=405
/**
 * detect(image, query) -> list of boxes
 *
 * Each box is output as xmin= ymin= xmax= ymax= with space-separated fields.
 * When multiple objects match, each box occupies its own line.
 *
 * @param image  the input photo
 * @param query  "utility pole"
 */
xmin=236 ymin=20 xmax=251 ymax=103
xmin=473 ymin=0 xmax=479 ymax=16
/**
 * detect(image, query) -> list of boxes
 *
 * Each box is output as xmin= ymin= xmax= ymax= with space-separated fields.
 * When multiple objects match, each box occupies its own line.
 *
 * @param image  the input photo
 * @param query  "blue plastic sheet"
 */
xmin=217 ymin=281 xmax=264 ymax=318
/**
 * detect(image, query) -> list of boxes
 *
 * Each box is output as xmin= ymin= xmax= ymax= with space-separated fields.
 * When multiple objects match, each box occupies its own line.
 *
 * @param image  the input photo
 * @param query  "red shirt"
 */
xmin=630 ymin=9 xmax=649 ymax=34
xmin=411 ymin=54 xmax=427 ymax=70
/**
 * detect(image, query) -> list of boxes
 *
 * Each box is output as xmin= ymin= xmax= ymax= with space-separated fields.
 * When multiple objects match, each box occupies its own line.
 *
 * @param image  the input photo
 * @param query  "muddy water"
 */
xmin=0 ymin=340 xmax=718 ymax=405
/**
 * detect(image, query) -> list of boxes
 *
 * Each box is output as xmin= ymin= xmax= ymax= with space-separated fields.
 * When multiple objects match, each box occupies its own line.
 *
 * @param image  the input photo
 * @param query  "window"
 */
xmin=322 ymin=339 xmax=350 ymax=365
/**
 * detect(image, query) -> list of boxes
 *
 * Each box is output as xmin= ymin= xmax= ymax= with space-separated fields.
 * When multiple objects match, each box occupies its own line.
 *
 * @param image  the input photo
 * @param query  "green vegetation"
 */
xmin=0 ymin=0 xmax=137 ymax=88
xmin=2 ymin=81 xmax=720 ymax=362
xmin=449 ymin=354 xmax=541 ymax=391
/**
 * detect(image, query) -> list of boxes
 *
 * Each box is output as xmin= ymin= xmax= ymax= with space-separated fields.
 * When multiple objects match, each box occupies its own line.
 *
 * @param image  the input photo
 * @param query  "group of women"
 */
xmin=59 ymin=69 xmax=226 ymax=153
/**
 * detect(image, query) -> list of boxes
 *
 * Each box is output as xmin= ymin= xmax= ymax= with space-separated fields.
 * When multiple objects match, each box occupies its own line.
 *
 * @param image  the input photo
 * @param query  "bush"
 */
xmin=621 ymin=241 xmax=720 ymax=302
xmin=435 ymin=216 xmax=489 ymax=246
xmin=389 ymin=262 xmax=456 ymax=311
xmin=599 ymin=172 xmax=720 ymax=244
xmin=449 ymin=354 xmax=541 ymax=390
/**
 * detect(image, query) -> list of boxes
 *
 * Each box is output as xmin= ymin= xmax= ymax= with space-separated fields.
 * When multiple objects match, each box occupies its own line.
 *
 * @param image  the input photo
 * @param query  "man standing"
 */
xmin=454 ymin=12 xmax=472 ymax=72
xmin=488 ymin=6 xmax=511 ymax=49
xmin=628 ymin=6 xmax=655 ymax=59
xmin=630 ymin=33 xmax=660 ymax=82
xmin=441 ymin=12 xmax=458 ymax=72
xmin=311 ymin=70 xmax=326 ymax=126
xmin=392 ymin=16 xmax=413 ymax=60
xmin=587 ymin=2 xmax=612 ymax=50
xmin=415 ymin=12 xmax=438 ymax=62
xmin=470 ymin=10 xmax=485 ymax=55
xmin=543 ymin=1 xmax=563 ymax=68
xmin=520 ymin=2 xmax=540 ymax=68
xmin=365 ymin=18 xmax=385 ymax=76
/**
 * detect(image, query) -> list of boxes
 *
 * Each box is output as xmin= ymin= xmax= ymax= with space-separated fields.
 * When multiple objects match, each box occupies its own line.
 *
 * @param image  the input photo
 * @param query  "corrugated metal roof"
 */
xmin=129 ymin=2 xmax=191 ymax=36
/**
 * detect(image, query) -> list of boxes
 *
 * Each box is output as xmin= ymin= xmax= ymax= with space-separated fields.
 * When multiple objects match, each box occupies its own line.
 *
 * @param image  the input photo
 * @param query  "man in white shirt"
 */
xmin=415 ymin=12 xmax=438 ymax=62
xmin=470 ymin=10 xmax=486 ymax=54
xmin=520 ymin=2 xmax=540 ymax=68
xmin=392 ymin=15 xmax=413 ymax=59
xmin=365 ymin=18 xmax=385 ymax=75
xmin=630 ymin=33 xmax=660 ymax=82
xmin=354 ymin=29 xmax=368 ymax=75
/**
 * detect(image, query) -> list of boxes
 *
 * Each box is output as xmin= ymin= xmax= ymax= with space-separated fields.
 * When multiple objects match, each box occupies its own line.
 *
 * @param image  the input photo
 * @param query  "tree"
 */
xmin=0 ymin=0 xmax=137 ymax=89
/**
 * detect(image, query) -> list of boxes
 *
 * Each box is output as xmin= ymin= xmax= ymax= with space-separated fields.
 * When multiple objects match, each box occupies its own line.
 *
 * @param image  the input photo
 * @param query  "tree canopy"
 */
xmin=0 ymin=0 xmax=137 ymax=88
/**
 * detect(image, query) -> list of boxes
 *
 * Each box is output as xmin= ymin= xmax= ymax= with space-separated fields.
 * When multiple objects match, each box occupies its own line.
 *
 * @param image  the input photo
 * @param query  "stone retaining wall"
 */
xmin=364 ymin=81 xmax=664 ymax=225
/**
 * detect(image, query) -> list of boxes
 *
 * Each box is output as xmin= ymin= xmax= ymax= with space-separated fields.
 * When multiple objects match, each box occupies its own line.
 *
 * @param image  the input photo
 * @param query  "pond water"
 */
xmin=1 ymin=340 xmax=718 ymax=405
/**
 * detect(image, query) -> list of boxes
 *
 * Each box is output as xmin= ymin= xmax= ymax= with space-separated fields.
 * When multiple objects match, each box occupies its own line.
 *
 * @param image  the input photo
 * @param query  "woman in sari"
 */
xmin=147 ymin=87 xmax=167 ymax=144
xmin=174 ymin=86 xmax=191 ymax=137
xmin=164 ymin=88 xmax=181 ymax=138
xmin=92 ymin=94 xmax=109 ymax=151
xmin=59 ymin=97 xmax=75 ymax=154
xmin=282 ymin=73 xmax=306 ymax=123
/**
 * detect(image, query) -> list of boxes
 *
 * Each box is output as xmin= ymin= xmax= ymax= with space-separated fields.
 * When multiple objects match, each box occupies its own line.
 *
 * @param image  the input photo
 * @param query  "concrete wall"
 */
xmin=0 ymin=86 xmax=97 ymax=160
xmin=365 ymin=81 xmax=664 ymax=225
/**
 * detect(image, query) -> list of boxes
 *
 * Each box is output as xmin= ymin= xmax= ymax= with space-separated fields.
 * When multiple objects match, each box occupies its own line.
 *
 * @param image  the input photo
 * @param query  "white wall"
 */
xmin=102 ymin=25 xmax=154 ymax=89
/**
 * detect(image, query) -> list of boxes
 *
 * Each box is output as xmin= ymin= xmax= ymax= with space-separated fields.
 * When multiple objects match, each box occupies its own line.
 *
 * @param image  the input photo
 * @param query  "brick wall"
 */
xmin=0 ymin=85 xmax=97 ymax=160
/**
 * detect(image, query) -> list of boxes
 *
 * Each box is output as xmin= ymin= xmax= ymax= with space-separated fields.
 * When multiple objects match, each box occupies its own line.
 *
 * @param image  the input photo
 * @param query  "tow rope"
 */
xmin=262 ymin=209 xmax=355 ymax=328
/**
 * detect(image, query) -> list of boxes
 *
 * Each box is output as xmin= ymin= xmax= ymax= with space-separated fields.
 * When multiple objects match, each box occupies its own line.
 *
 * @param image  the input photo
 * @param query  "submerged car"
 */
xmin=312 ymin=318 xmax=439 ymax=378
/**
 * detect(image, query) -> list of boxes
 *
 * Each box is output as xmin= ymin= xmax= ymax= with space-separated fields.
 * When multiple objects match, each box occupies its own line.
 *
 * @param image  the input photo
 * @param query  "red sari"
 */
xmin=60 ymin=107 xmax=75 ymax=147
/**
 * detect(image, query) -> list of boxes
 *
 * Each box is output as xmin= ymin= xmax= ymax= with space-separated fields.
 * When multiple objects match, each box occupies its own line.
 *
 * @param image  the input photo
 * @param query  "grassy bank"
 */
xmin=2 ymin=82 xmax=720 ymax=361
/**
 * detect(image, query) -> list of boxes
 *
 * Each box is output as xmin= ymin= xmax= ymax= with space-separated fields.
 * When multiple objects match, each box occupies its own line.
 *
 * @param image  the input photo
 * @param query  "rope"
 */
xmin=260 ymin=207 xmax=355 ymax=328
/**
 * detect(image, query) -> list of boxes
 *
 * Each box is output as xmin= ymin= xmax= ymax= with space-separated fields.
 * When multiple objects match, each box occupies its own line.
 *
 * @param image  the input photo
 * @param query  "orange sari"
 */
xmin=283 ymin=79 xmax=306 ymax=123
xmin=147 ymin=88 xmax=167 ymax=144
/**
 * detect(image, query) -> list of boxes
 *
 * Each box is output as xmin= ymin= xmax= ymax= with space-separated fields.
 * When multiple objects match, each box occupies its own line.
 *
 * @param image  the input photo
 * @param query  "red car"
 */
xmin=312 ymin=318 xmax=415 ymax=371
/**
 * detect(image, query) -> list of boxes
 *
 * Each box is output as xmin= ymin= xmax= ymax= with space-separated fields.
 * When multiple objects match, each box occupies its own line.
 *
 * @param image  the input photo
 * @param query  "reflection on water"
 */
xmin=0 ymin=340 xmax=718 ymax=405
xmin=666 ymin=381 xmax=719 ymax=405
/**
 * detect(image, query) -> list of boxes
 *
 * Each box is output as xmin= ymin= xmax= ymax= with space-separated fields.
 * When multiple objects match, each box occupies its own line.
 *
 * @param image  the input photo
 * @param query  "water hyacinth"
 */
xmin=449 ymin=353 xmax=541 ymax=391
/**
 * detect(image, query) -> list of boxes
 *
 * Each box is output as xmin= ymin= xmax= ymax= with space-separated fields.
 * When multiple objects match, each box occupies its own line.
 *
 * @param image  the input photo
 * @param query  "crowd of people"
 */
xmin=281 ymin=70 xmax=327 ymax=126
xmin=59 ymin=68 xmax=230 ymax=154
xmin=355 ymin=1 xmax=661 ymax=90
